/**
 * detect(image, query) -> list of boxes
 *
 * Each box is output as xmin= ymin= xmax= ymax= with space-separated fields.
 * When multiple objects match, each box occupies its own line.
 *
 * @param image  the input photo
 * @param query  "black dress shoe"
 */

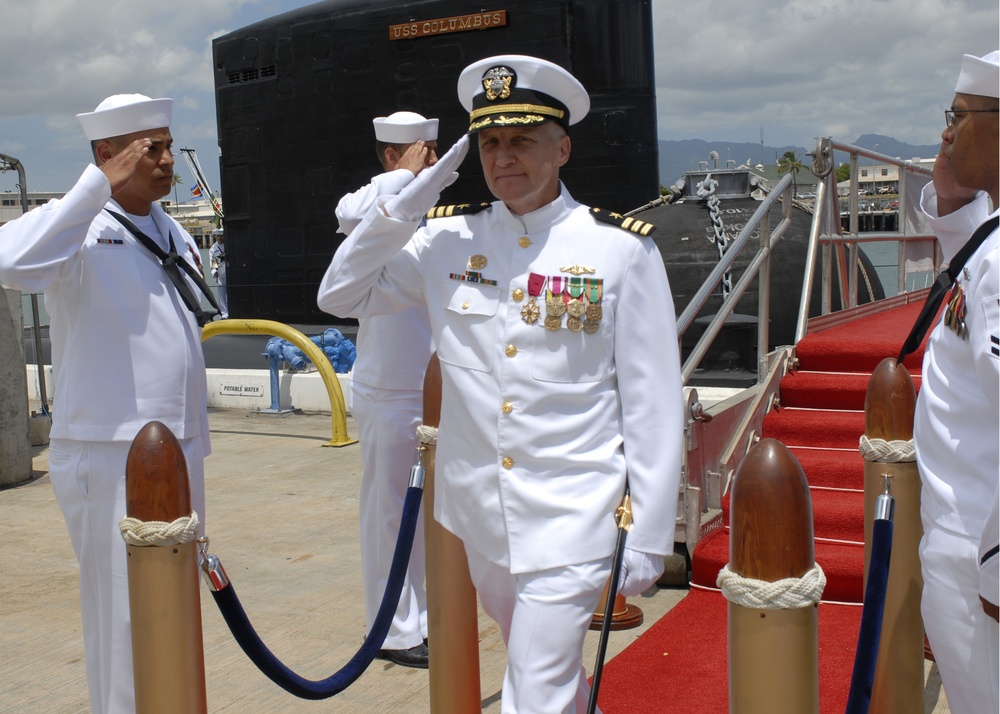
xmin=376 ymin=641 xmax=429 ymax=669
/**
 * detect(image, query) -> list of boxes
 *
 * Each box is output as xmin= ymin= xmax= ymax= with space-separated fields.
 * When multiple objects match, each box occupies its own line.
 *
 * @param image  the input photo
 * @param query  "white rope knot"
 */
xmin=716 ymin=562 xmax=826 ymax=609
xmin=416 ymin=424 xmax=438 ymax=445
xmin=119 ymin=511 xmax=200 ymax=547
xmin=859 ymin=435 xmax=915 ymax=463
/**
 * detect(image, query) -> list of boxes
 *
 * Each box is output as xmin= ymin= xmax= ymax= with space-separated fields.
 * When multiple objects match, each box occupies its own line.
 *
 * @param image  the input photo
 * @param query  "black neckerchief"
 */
xmin=105 ymin=208 xmax=220 ymax=327
xmin=898 ymin=215 xmax=999 ymax=362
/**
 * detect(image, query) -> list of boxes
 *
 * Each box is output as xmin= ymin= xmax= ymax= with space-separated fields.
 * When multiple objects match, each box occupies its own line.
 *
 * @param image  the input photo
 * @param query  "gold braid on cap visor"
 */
xmin=468 ymin=103 xmax=566 ymax=131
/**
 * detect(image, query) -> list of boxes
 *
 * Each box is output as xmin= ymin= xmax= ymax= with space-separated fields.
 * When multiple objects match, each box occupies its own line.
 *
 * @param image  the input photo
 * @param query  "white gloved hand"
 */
xmin=617 ymin=547 xmax=664 ymax=597
xmin=384 ymin=134 xmax=470 ymax=222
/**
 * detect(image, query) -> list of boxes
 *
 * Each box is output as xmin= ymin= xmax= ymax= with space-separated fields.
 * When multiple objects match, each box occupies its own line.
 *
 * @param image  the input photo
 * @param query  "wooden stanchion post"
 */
xmin=863 ymin=358 xmax=924 ymax=713
xmin=124 ymin=421 xmax=207 ymax=713
xmin=589 ymin=582 xmax=643 ymax=631
xmin=727 ymin=438 xmax=819 ymax=714
xmin=423 ymin=354 xmax=481 ymax=713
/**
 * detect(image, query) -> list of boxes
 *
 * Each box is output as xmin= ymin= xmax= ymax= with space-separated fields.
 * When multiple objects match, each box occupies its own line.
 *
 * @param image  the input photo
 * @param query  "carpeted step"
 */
xmin=597 ymin=590 xmax=862 ymax=714
xmin=781 ymin=368 xmax=922 ymax=411
xmin=794 ymin=301 xmax=927 ymax=374
xmin=788 ymin=447 xmax=865 ymax=490
xmin=780 ymin=370 xmax=875 ymax=410
xmin=690 ymin=527 xmax=864 ymax=603
xmin=719 ymin=487 xmax=864 ymax=543
xmin=763 ymin=407 xmax=865 ymax=450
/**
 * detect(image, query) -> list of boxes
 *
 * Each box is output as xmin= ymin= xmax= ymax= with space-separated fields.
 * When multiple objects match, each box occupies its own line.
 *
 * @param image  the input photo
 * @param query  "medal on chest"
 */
xmin=530 ymin=274 xmax=604 ymax=333
xmin=943 ymin=273 xmax=969 ymax=340
xmin=521 ymin=272 xmax=546 ymax=325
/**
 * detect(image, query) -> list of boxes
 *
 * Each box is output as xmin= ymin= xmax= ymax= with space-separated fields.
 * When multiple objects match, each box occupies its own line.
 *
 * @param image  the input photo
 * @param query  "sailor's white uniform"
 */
xmin=318 ymin=184 xmax=683 ymax=710
xmin=335 ymin=174 xmax=432 ymax=651
xmin=915 ymin=185 xmax=999 ymax=714
xmin=0 ymin=164 xmax=210 ymax=714
xmin=209 ymin=236 xmax=228 ymax=318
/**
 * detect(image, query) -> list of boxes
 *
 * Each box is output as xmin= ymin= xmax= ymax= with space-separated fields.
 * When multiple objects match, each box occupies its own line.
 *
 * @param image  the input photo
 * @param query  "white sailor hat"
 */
xmin=372 ymin=111 xmax=439 ymax=144
xmin=458 ymin=54 xmax=590 ymax=133
xmin=955 ymin=51 xmax=1000 ymax=98
xmin=76 ymin=94 xmax=173 ymax=141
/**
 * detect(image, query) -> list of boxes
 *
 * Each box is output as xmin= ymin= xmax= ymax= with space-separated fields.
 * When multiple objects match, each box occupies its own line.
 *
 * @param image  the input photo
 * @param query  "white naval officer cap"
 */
xmin=955 ymin=51 xmax=1000 ymax=98
xmin=372 ymin=111 xmax=439 ymax=144
xmin=458 ymin=54 xmax=590 ymax=133
xmin=76 ymin=94 xmax=173 ymax=141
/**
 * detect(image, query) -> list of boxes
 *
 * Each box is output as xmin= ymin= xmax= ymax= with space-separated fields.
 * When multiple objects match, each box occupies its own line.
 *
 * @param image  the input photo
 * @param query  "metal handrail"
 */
xmin=795 ymin=137 xmax=939 ymax=342
xmin=678 ymin=173 xmax=794 ymax=383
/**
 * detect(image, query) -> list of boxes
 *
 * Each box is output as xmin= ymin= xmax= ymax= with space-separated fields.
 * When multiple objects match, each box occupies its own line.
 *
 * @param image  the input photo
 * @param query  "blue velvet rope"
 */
xmin=844 ymin=517 xmax=893 ymax=714
xmin=210 ymin=485 xmax=423 ymax=700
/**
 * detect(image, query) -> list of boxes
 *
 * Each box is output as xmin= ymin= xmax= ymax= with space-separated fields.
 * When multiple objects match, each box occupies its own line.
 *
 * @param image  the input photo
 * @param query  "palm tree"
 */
xmin=777 ymin=150 xmax=805 ymax=196
xmin=171 ymin=173 xmax=183 ymax=206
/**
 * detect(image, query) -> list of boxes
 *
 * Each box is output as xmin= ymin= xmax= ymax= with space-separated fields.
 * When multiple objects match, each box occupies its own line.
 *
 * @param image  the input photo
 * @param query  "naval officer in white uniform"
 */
xmin=914 ymin=50 xmax=999 ymax=714
xmin=318 ymin=55 xmax=683 ymax=713
xmin=335 ymin=111 xmax=439 ymax=668
xmin=0 ymin=94 xmax=211 ymax=714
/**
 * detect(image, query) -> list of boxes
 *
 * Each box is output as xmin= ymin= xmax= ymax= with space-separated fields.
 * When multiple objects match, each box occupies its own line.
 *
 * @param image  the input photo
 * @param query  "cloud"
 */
xmin=0 ymin=0 xmax=996 ymax=192
xmin=653 ymin=0 xmax=998 ymax=146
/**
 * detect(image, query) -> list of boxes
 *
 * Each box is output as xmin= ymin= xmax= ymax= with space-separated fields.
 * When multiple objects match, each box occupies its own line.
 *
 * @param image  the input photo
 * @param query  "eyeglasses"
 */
xmin=944 ymin=108 xmax=1000 ymax=127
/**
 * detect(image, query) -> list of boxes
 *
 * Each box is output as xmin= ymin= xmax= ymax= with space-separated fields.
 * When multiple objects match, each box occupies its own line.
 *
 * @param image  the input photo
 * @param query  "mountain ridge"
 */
xmin=658 ymin=134 xmax=941 ymax=186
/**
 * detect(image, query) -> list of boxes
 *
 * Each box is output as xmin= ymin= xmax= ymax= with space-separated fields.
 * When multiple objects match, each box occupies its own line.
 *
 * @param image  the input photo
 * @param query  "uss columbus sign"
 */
xmin=389 ymin=10 xmax=507 ymax=41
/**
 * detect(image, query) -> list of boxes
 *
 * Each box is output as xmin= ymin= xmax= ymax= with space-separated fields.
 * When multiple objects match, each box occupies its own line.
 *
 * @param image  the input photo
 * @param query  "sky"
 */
xmin=0 ymin=0 xmax=996 ymax=196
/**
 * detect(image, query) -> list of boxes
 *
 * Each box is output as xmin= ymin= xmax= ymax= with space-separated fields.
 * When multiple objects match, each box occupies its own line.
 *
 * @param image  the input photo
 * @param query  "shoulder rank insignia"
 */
xmin=590 ymin=207 xmax=656 ymax=236
xmin=426 ymin=202 xmax=492 ymax=219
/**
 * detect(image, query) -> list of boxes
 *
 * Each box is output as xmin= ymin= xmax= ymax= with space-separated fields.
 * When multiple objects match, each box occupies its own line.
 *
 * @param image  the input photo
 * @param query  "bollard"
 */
xmin=725 ymin=438 xmax=820 ymax=714
xmin=124 ymin=421 xmax=207 ymax=713
xmin=863 ymin=358 xmax=923 ymax=713
xmin=423 ymin=354 xmax=481 ymax=713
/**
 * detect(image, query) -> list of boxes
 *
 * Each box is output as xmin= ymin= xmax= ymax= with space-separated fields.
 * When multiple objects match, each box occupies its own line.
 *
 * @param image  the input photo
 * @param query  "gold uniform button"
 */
xmin=501 ymin=401 xmax=513 ymax=414
xmin=518 ymin=236 xmax=531 ymax=248
xmin=505 ymin=344 xmax=518 ymax=357
xmin=502 ymin=456 xmax=515 ymax=469
xmin=512 ymin=288 xmax=524 ymax=302
xmin=461 ymin=301 xmax=470 ymax=310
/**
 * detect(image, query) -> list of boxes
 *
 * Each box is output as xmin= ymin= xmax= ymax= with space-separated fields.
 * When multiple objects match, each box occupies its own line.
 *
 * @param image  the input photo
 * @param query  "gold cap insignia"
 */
xmin=483 ymin=66 xmax=515 ymax=101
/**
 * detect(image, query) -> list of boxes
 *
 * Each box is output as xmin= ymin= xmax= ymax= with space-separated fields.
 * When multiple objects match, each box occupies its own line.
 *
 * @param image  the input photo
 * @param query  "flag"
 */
xmin=190 ymin=184 xmax=203 ymax=198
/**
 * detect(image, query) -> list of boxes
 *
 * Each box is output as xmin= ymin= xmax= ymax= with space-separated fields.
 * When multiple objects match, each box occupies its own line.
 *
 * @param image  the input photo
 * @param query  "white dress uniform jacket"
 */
xmin=336 ymin=169 xmax=434 ymax=391
xmin=319 ymin=184 xmax=684 ymax=572
xmin=0 ymin=163 xmax=211 ymax=450
xmin=915 ymin=186 xmax=999 ymax=714
xmin=915 ymin=188 xmax=998 ymax=543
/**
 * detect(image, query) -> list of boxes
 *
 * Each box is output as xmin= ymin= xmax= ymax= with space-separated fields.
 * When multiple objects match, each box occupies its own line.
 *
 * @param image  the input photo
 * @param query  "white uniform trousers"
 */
xmin=465 ymin=548 xmax=613 ymax=714
xmin=48 ymin=437 xmax=206 ymax=714
xmin=216 ymin=267 xmax=228 ymax=319
xmin=353 ymin=382 xmax=427 ymax=649
xmin=920 ymin=524 xmax=1000 ymax=714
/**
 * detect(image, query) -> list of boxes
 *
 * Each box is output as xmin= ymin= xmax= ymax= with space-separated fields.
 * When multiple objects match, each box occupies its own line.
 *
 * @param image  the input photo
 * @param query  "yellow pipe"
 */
xmin=201 ymin=319 xmax=357 ymax=447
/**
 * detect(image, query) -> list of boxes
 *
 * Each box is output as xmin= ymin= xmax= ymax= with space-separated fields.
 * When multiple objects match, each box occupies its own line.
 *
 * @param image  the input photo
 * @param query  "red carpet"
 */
xmin=599 ymin=300 xmax=929 ymax=711
xmin=598 ymin=589 xmax=862 ymax=714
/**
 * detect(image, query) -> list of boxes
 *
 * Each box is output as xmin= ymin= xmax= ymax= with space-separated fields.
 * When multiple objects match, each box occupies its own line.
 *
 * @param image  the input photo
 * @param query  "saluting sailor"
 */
xmin=913 ymin=50 xmax=999 ymax=714
xmin=318 ymin=55 xmax=683 ymax=712
xmin=0 ymin=94 xmax=212 ymax=714
xmin=335 ymin=111 xmax=440 ymax=668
